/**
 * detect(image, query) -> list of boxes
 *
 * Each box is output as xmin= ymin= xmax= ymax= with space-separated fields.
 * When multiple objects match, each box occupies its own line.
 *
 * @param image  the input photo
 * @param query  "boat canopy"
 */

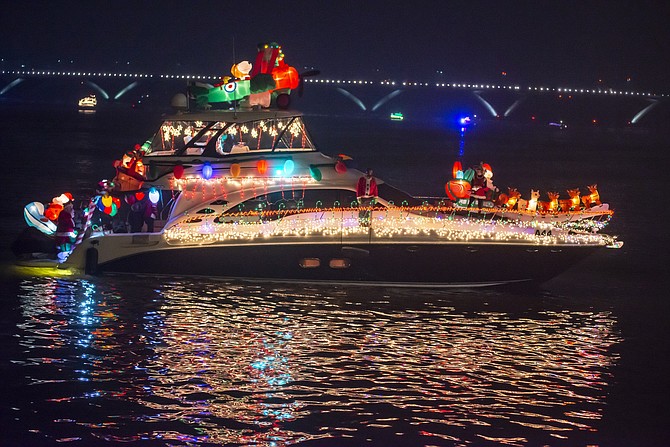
xmin=144 ymin=110 xmax=315 ymax=158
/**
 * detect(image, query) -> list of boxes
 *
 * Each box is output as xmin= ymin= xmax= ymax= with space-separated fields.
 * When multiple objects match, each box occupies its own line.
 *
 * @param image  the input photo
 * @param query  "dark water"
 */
xmin=1 ymin=104 xmax=669 ymax=446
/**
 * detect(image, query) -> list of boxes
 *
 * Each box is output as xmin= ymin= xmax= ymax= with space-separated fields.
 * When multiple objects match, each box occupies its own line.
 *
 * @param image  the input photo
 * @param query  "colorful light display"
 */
xmin=163 ymin=204 xmax=616 ymax=247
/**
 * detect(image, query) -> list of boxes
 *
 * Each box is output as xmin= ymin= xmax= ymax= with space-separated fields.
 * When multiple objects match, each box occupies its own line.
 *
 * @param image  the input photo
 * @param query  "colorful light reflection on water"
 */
xmin=6 ymin=276 xmax=621 ymax=446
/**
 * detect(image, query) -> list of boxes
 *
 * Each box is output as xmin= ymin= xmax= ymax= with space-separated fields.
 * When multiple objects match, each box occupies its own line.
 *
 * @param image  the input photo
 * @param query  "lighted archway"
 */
xmin=631 ymin=99 xmax=659 ymax=124
xmin=504 ymin=97 xmax=526 ymax=117
xmin=371 ymin=89 xmax=402 ymax=112
xmin=114 ymin=81 xmax=138 ymax=100
xmin=0 ymin=78 xmax=24 ymax=96
xmin=472 ymin=91 xmax=498 ymax=117
xmin=85 ymin=81 xmax=110 ymax=100
xmin=336 ymin=88 xmax=366 ymax=111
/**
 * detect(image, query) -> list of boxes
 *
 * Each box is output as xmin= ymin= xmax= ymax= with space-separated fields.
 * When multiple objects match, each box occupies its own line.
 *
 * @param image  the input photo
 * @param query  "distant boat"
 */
xmin=78 ymin=94 xmax=97 ymax=109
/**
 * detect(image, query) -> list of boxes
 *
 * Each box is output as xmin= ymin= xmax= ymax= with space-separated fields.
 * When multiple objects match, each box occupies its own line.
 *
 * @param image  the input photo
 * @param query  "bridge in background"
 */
xmin=1 ymin=69 xmax=667 ymax=127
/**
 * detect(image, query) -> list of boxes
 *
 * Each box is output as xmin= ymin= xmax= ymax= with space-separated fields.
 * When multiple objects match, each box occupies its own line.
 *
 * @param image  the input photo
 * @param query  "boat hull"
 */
xmin=93 ymin=242 xmax=600 ymax=287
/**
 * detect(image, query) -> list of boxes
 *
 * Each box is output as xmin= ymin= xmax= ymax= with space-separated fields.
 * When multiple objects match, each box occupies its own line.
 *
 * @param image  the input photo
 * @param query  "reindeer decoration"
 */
xmin=563 ymin=188 xmax=582 ymax=211
xmin=581 ymin=184 xmax=601 ymax=209
xmin=504 ymin=187 xmax=522 ymax=210
xmin=587 ymin=184 xmax=601 ymax=206
xmin=541 ymin=191 xmax=560 ymax=213
xmin=525 ymin=190 xmax=540 ymax=212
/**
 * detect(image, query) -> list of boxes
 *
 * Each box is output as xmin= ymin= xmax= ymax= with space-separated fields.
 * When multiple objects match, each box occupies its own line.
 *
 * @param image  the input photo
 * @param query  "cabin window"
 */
xmin=144 ymin=121 xmax=224 ymax=156
xmin=299 ymin=258 xmax=321 ymax=268
xmin=376 ymin=183 xmax=423 ymax=207
xmin=143 ymin=117 xmax=315 ymax=157
xmin=329 ymin=258 xmax=351 ymax=269
xmin=221 ymin=117 xmax=315 ymax=153
xmin=218 ymin=189 xmax=361 ymax=222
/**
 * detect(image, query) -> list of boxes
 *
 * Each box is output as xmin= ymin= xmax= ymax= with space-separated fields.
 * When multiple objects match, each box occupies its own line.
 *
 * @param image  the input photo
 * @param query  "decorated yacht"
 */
xmin=78 ymin=94 xmax=97 ymax=109
xmin=15 ymin=43 xmax=621 ymax=287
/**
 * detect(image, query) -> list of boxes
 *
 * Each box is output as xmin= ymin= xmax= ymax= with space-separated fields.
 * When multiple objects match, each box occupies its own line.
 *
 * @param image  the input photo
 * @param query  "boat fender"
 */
xmin=85 ymin=247 xmax=99 ymax=275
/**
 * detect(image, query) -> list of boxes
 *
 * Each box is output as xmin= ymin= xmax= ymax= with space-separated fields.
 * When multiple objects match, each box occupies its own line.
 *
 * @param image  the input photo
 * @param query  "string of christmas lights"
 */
xmin=163 ymin=206 xmax=616 ymax=247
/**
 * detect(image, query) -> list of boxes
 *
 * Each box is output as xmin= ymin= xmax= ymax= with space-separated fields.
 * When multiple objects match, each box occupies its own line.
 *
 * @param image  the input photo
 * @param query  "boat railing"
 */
xmin=212 ymin=203 xmax=613 ymax=222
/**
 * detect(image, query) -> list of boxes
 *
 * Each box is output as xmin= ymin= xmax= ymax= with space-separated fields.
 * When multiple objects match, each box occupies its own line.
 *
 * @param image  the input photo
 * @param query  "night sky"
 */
xmin=2 ymin=0 xmax=669 ymax=90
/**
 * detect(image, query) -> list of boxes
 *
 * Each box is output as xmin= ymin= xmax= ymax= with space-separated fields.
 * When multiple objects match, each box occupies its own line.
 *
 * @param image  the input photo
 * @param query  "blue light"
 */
xmin=459 ymin=116 xmax=471 ymax=126
xmin=202 ymin=162 xmax=213 ymax=180
xmin=283 ymin=159 xmax=295 ymax=176
xmin=148 ymin=187 xmax=160 ymax=204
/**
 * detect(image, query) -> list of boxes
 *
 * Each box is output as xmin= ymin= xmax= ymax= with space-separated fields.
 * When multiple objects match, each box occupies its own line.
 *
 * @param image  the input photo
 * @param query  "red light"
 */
xmin=592 ymin=119 xmax=597 ymax=124
xmin=531 ymin=116 xmax=536 ymax=120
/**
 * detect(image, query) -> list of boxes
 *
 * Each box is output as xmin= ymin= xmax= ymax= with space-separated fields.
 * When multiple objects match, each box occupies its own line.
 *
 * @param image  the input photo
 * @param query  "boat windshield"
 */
xmin=144 ymin=116 xmax=315 ymax=157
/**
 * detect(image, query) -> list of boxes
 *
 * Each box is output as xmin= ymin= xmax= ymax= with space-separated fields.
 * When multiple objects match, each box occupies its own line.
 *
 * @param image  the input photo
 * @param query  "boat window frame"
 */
xmin=148 ymin=116 xmax=315 ymax=157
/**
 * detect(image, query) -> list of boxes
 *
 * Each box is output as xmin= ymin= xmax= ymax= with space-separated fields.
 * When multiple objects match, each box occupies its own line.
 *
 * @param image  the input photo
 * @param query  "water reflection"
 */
xmin=11 ymin=277 xmax=621 ymax=446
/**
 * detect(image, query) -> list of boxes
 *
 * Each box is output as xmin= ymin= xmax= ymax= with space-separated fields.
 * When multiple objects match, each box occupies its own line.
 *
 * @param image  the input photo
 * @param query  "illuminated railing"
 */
xmin=209 ymin=204 xmax=613 ymax=220
xmin=163 ymin=205 xmax=616 ymax=247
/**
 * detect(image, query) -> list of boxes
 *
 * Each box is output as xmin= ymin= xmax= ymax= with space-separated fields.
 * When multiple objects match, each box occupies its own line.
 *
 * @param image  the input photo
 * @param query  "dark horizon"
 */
xmin=2 ymin=1 xmax=669 ymax=90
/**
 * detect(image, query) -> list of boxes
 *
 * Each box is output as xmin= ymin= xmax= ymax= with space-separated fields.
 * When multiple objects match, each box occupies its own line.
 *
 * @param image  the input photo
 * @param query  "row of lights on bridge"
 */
xmin=306 ymin=79 xmax=663 ymax=97
xmin=2 ymin=70 xmax=153 ymax=78
xmin=1 ymin=70 xmax=665 ymax=98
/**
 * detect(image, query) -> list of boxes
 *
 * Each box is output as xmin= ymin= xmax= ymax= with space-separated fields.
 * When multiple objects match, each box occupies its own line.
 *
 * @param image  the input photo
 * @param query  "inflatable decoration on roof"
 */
xmin=191 ymin=42 xmax=317 ymax=110
xmin=113 ymin=144 xmax=147 ymax=191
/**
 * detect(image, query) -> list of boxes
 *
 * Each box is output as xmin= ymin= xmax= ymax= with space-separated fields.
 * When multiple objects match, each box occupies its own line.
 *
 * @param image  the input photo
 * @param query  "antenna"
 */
xmin=232 ymin=35 xmax=237 ymax=118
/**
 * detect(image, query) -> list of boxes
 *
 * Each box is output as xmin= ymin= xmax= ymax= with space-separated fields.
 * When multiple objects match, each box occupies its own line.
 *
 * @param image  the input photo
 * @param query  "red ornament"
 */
xmin=135 ymin=192 xmax=145 ymax=201
xmin=445 ymin=179 xmax=472 ymax=201
xmin=257 ymin=159 xmax=268 ymax=175
xmin=335 ymin=160 xmax=347 ymax=173
xmin=173 ymin=164 xmax=185 ymax=179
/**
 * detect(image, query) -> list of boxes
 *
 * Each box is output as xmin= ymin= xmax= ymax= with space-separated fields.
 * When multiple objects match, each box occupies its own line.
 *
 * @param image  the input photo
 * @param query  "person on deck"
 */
xmin=143 ymin=197 xmax=158 ymax=232
xmin=470 ymin=162 xmax=498 ymax=208
xmin=55 ymin=200 xmax=76 ymax=252
xmin=356 ymin=168 xmax=378 ymax=226
xmin=128 ymin=198 xmax=145 ymax=232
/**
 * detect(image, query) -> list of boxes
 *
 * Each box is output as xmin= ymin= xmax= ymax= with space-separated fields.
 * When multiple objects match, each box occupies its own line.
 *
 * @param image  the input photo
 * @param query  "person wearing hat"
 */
xmin=356 ymin=168 xmax=378 ymax=226
xmin=54 ymin=196 xmax=76 ymax=253
xmin=470 ymin=162 xmax=498 ymax=208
